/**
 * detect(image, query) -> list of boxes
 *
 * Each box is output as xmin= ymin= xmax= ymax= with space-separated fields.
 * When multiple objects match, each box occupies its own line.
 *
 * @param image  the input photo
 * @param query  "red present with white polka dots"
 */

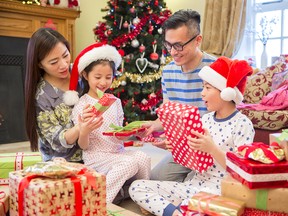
xmin=156 ymin=101 xmax=214 ymax=173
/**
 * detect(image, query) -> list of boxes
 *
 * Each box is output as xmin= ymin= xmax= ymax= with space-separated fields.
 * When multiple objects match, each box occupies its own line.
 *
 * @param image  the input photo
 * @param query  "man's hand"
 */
xmin=141 ymin=119 xmax=164 ymax=137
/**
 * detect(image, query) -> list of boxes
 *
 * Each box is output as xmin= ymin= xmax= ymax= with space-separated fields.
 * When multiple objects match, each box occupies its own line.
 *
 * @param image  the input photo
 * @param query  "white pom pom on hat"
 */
xmin=63 ymin=42 xmax=122 ymax=106
xmin=199 ymin=56 xmax=253 ymax=104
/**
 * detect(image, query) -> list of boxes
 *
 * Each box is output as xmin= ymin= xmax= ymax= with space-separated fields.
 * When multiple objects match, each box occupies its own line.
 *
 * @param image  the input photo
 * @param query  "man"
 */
xmin=144 ymin=9 xmax=216 ymax=182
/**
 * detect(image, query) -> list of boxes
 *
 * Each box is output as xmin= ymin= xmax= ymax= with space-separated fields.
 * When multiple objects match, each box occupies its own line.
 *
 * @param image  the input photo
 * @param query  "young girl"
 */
xmin=25 ymin=28 xmax=100 ymax=162
xmin=67 ymin=43 xmax=151 ymax=203
xmin=129 ymin=56 xmax=255 ymax=216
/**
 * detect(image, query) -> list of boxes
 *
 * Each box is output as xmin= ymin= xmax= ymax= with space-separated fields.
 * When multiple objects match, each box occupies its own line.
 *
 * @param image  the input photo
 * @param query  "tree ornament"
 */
xmin=157 ymin=28 xmax=163 ymax=34
xmin=121 ymin=80 xmax=127 ymax=86
xmin=150 ymin=42 xmax=159 ymax=61
xmin=132 ymin=16 xmax=140 ymax=25
xmin=136 ymin=52 xmax=148 ymax=73
xmin=118 ymin=49 xmax=125 ymax=57
xmin=123 ymin=21 xmax=129 ymax=28
xmin=131 ymin=39 xmax=140 ymax=48
xmin=139 ymin=44 xmax=146 ymax=53
xmin=130 ymin=6 xmax=135 ymax=13
xmin=138 ymin=2 xmax=144 ymax=7
xmin=119 ymin=16 xmax=123 ymax=29
xmin=148 ymin=21 xmax=154 ymax=34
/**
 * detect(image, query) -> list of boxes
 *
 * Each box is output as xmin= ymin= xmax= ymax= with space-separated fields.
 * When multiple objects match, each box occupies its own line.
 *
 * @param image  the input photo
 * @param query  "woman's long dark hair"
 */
xmin=25 ymin=28 xmax=70 ymax=151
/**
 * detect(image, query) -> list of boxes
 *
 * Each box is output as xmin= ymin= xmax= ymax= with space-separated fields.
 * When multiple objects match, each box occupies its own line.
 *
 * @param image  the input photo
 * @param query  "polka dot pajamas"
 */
xmin=72 ymin=94 xmax=151 ymax=203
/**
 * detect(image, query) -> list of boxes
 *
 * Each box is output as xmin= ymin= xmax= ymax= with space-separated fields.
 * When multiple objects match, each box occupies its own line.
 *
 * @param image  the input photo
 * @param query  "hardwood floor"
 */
xmin=0 ymin=141 xmax=30 ymax=153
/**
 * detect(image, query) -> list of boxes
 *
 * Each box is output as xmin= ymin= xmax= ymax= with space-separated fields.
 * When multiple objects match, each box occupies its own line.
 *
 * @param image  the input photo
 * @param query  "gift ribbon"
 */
xmin=0 ymin=191 xmax=7 ymax=214
xmin=18 ymin=168 xmax=97 ymax=216
xmin=238 ymin=142 xmax=280 ymax=163
xmin=256 ymin=189 xmax=268 ymax=210
xmin=0 ymin=152 xmax=40 ymax=171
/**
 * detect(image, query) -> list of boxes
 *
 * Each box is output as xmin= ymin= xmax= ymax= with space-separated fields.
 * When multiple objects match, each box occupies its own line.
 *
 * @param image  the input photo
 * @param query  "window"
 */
xmin=236 ymin=0 xmax=288 ymax=68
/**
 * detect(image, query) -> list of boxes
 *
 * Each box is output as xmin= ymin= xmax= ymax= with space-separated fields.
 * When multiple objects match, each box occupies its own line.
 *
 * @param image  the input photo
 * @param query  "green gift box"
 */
xmin=0 ymin=152 xmax=42 ymax=184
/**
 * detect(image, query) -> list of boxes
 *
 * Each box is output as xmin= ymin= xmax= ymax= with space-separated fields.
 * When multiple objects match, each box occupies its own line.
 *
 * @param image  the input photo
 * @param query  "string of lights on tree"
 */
xmin=94 ymin=0 xmax=172 ymax=123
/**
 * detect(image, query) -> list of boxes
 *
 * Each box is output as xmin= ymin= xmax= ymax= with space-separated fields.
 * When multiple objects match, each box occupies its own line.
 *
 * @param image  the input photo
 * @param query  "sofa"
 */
xmin=238 ymin=54 xmax=288 ymax=144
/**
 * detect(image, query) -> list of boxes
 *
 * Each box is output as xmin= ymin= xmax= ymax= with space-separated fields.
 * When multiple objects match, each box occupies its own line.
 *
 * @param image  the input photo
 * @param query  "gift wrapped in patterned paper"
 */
xmin=187 ymin=191 xmax=245 ymax=216
xmin=91 ymin=89 xmax=117 ymax=117
xmin=9 ymin=161 xmax=106 ymax=216
xmin=221 ymin=175 xmax=288 ymax=213
xmin=270 ymin=130 xmax=288 ymax=161
xmin=0 ymin=185 xmax=9 ymax=216
xmin=244 ymin=208 xmax=288 ymax=216
xmin=0 ymin=152 xmax=42 ymax=185
xmin=156 ymin=101 xmax=214 ymax=173
xmin=226 ymin=151 xmax=288 ymax=189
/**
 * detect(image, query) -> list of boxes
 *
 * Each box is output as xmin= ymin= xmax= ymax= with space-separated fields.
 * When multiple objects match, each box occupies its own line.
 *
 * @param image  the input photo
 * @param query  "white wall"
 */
xmin=75 ymin=0 xmax=206 ymax=55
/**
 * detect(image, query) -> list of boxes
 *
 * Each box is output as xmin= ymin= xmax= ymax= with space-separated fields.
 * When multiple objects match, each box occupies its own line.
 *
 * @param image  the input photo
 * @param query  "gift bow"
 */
xmin=18 ymin=168 xmax=97 ymax=216
xmin=238 ymin=142 xmax=283 ymax=163
xmin=108 ymin=121 xmax=147 ymax=132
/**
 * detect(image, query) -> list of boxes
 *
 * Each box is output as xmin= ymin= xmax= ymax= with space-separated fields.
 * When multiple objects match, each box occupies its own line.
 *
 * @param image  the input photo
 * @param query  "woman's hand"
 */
xmin=187 ymin=128 xmax=216 ymax=154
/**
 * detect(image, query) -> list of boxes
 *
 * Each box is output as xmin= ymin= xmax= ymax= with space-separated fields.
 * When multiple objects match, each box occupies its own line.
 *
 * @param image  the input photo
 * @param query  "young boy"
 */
xmin=129 ymin=56 xmax=255 ymax=216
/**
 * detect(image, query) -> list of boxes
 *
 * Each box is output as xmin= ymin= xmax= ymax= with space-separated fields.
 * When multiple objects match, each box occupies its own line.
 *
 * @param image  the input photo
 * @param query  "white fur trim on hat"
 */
xmin=63 ymin=90 xmax=79 ymax=106
xmin=199 ymin=66 xmax=243 ymax=104
xmin=78 ymin=45 xmax=122 ymax=73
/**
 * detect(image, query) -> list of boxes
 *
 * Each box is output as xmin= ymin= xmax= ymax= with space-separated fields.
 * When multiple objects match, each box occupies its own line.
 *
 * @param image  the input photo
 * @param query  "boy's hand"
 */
xmin=187 ymin=128 xmax=215 ymax=154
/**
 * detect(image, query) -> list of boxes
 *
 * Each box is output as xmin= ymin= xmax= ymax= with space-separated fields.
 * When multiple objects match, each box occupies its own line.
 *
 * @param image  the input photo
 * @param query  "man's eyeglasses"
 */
xmin=163 ymin=34 xmax=199 ymax=52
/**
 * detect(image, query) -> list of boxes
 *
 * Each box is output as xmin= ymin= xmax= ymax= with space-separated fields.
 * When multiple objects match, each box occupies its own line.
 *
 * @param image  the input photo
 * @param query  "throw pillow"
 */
xmin=243 ymin=57 xmax=287 ymax=104
xmin=271 ymin=69 xmax=288 ymax=91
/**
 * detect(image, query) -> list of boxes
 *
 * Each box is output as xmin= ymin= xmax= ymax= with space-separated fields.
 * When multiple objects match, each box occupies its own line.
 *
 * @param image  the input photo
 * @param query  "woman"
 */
xmin=24 ymin=28 xmax=102 ymax=162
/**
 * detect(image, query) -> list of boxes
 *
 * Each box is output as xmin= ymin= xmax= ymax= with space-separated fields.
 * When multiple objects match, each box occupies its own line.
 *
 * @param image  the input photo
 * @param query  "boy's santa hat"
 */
xmin=63 ymin=42 xmax=122 ymax=106
xmin=199 ymin=56 xmax=253 ymax=104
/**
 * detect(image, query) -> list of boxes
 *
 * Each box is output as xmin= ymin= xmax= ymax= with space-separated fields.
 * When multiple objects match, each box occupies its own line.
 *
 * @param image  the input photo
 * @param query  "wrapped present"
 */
xmin=91 ymin=90 xmax=117 ymax=117
xmin=0 ymin=185 xmax=9 ymax=216
xmin=237 ymin=142 xmax=285 ymax=164
xmin=244 ymin=208 xmax=288 ymax=216
xmin=221 ymin=175 xmax=288 ymax=213
xmin=186 ymin=191 xmax=245 ymax=216
xmin=226 ymin=152 xmax=288 ymax=189
xmin=102 ymin=121 xmax=146 ymax=137
xmin=156 ymin=101 xmax=213 ymax=173
xmin=9 ymin=165 xmax=106 ymax=215
xmin=270 ymin=131 xmax=288 ymax=161
xmin=0 ymin=152 xmax=42 ymax=185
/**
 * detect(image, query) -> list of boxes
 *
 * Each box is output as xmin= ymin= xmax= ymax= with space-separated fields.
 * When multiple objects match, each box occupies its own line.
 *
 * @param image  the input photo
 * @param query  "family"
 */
xmin=24 ymin=9 xmax=255 ymax=216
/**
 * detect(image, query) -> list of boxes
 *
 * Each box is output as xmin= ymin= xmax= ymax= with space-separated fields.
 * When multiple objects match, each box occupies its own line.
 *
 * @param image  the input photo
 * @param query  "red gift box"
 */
xmin=157 ymin=101 xmax=213 ymax=173
xmin=92 ymin=93 xmax=117 ymax=117
xmin=226 ymin=152 xmax=288 ymax=189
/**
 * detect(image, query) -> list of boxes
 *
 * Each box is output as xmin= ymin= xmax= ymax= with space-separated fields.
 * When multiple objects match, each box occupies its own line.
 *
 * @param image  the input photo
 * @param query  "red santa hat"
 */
xmin=63 ymin=42 xmax=122 ymax=106
xmin=199 ymin=56 xmax=253 ymax=104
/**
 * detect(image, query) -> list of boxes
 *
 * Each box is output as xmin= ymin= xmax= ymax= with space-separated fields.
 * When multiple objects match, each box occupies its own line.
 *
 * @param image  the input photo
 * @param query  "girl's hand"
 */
xmin=78 ymin=115 xmax=103 ymax=136
xmin=187 ymin=128 xmax=216 ymax=154
xmin=81 ymin=104 xmax=95 ymax=122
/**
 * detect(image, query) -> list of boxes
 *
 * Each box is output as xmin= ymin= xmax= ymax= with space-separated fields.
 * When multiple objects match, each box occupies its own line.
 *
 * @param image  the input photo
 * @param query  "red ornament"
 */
xmin=150 ymin=53 xmax=159 ymax=61
xmin=139 ymin=44 xmax=146 ymax=52
xmin=118 ymin=49 xmax=125 ymax=57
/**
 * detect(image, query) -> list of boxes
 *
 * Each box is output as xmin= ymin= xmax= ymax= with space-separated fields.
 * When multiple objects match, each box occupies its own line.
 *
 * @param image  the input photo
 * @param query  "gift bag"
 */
xmin=157 ymin=101 xmax=213 ymax=173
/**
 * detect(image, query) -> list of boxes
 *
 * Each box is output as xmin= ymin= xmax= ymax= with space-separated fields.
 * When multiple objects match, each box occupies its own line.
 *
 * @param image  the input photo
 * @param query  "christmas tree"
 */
xmin=93 ymin=0 xmax=171 ymax=124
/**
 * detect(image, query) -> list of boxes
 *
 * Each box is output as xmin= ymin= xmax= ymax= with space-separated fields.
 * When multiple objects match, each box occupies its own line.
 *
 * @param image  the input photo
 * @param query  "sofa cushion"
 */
xmin=239 ymin=109 xmax=288 ymax=130
xmin=271 ymin=69 xmax=288 ymax=91
xmin=243 ymin=54 xmax=288 ymax=104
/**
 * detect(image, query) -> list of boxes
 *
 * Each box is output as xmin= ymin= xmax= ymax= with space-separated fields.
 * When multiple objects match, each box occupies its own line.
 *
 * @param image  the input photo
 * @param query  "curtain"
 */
xmin=202 ymin=0 xmax=247 ymax=58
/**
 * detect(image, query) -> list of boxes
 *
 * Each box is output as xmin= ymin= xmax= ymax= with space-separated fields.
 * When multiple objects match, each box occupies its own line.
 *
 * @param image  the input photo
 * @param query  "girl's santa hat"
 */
xmin=63 ymin=42 xmax=122 ymax=106
xmin=199 ymin=56 xmax=253 ymax=104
